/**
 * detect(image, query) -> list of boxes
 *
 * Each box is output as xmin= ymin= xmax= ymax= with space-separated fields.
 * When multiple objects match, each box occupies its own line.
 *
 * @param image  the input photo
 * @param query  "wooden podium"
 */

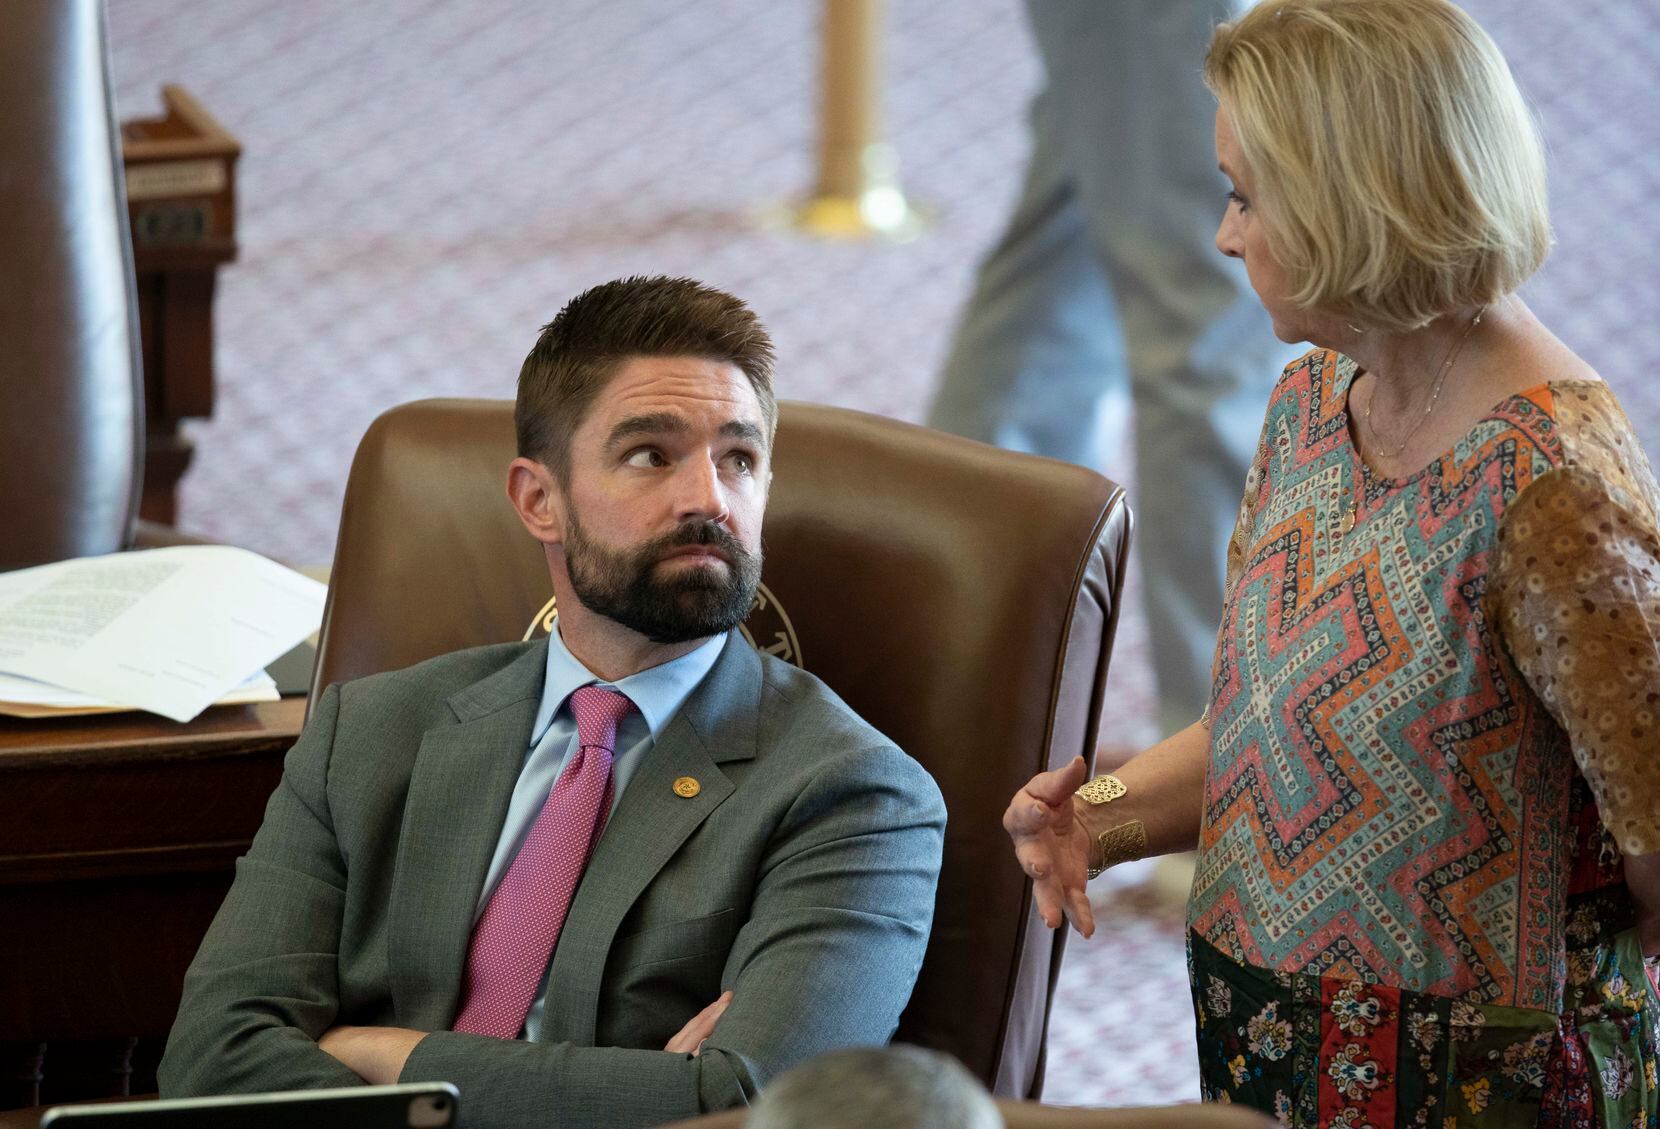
xmin=120 ymin=87 xmax=240 ymax=526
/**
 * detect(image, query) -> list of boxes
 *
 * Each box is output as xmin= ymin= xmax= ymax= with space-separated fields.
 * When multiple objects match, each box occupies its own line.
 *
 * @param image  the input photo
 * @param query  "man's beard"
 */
xmin=563 ymin=512 xmax=762 ymax=645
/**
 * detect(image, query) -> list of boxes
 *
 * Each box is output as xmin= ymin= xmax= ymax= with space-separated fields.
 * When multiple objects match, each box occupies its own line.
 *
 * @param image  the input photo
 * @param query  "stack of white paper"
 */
xmin=0 ymin=546 xmax=328 ymax=723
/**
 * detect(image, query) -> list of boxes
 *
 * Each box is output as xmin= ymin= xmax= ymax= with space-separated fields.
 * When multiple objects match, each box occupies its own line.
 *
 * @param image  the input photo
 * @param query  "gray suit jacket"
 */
xmin=158 ymin=633 xmax=946 ymax=1129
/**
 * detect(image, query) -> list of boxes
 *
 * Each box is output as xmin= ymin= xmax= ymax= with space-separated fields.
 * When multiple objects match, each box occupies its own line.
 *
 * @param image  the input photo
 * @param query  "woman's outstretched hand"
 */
xmin=1003 ymin=754 xmax=1096 ymax=938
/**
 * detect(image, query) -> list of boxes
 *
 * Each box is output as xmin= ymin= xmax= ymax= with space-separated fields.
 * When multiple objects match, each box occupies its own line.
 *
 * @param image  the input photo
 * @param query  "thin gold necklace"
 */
xmin=1343 ymin=306 xmax=1485 ymax=536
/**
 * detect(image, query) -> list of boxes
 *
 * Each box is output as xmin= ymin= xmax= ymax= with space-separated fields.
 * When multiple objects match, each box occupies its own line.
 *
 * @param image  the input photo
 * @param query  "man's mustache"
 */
xmin=648 ymin=521 xmax=749 ymax=561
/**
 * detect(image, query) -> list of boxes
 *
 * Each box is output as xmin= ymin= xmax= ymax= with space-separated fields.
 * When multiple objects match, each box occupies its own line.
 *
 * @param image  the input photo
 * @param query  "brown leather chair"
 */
xmin=0 ymin=0 xmax=220 ymax=574
xmin=312 ymin=397 xmax=1132 ymax=1098
xmin=0 ymin=0 xmax=219 ymax=574
xmin=656 ymin=1100 xmax=1275 ymax=1129
xmin=0 ymin=2 xmax=205 ymax=1114
xmin=0 ymin=0 xmax=144 ymax=571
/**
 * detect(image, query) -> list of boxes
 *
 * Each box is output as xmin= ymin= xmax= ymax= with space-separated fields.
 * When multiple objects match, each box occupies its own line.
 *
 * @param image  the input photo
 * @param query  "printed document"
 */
xmin=0 ymin=546 xmax=326 ymax=722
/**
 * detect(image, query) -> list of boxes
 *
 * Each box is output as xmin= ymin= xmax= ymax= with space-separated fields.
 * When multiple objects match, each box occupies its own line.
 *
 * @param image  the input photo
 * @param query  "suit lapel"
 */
xmin=539 ymin=634 xmax=763 ymax=1047
xmin=386 ymin=643 xmax=547 ymax=1029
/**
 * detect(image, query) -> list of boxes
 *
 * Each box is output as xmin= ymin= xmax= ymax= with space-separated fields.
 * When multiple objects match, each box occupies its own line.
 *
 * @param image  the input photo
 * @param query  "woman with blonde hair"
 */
xmin=1005 ymin=1 xmax=1660 ymax=1123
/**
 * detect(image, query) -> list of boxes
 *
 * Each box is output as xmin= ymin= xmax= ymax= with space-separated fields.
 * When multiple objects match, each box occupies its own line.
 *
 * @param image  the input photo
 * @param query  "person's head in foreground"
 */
xmin=1205 ymin=0 xmax=1548 ymax=343
xmin=507 ymin=274 xmax=777 ymax=665
xmin=745 ymin=1045 xmax=1002 ymax=1129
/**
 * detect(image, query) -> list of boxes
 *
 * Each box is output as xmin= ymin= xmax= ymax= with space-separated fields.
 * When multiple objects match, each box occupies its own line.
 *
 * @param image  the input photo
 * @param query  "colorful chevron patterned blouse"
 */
xmin=1188 ymin=349 xmax=1660 ymax=1126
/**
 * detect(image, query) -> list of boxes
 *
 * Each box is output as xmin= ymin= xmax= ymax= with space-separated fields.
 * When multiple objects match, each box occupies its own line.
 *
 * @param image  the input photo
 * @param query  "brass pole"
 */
xmin=789 ymin=0 xmax=924 ymax=240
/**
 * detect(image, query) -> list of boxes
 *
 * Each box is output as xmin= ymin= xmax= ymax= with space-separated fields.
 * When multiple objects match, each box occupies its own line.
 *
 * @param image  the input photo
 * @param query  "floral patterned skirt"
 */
xmin=1189 ymin=930 xmax=1660 ymax=1127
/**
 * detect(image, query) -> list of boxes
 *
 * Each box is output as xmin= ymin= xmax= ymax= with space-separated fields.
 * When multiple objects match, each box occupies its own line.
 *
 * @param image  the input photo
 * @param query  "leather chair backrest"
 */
xmin=0 ymin=0 xmax=143 ymax=570
xmin=313 ymin=398 xmax=1131 ymax=1098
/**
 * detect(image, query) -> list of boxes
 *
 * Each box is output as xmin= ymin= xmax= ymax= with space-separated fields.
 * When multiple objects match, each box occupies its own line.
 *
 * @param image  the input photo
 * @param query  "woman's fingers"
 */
xmin=1031 ymin=870 xmax=1094 ymax=937
xmin=1032 ymin=880 xmax=1066 ymax=931
xmin=1063 ymin=883 xmax=1096 ymax=939
xmin=1019 ymin=831 xmax=1094 ymax=935
xmin=1024 ymin=755 xmax=1090 ymax=807
xmin=1004 ymin=758 xmax=1087 ymax=838
xmin=1015 ymin=828 xmax=1069 ymax=878
xmin=1007 ymin=759 xmax=1096 ymax=935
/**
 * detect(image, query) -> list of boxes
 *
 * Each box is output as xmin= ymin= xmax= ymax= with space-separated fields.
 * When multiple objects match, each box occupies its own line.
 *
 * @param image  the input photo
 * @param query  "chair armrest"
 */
xmin=999 ymin=1098 xmax=1277 ymax=1128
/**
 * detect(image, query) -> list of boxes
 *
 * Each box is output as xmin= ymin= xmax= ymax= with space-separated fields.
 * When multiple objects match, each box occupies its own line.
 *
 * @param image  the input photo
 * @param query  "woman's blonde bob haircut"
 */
xmin=1205 ymin=0 xmax=1550 ymax=331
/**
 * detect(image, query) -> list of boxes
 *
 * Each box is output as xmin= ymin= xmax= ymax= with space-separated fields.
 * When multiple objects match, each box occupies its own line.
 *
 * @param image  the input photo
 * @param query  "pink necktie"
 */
xmin=451 ymin=685 xmax=634 ymax=1038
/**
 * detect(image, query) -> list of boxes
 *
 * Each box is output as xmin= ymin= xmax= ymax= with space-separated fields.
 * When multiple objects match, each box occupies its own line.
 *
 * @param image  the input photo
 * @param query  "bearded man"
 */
xmin=159 ymin=277 xmax=947 ymax=1129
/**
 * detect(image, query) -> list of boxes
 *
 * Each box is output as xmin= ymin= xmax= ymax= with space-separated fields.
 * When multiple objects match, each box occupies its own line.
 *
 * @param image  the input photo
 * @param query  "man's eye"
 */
xmin=624 ymin=448 xmax=666 ymax=468
xmin=727 ymin=451 xmax=755 ymax=474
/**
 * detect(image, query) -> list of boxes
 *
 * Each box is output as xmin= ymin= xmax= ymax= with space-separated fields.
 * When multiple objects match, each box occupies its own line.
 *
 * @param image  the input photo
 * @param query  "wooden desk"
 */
xmin=0 ymin=699 xmax=302 ymax=1109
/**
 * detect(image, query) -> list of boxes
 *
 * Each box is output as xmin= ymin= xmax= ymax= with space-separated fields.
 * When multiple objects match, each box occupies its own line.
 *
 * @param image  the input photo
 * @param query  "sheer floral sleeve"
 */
xmin=1494 ymin=448 xmax=1660 ymax=856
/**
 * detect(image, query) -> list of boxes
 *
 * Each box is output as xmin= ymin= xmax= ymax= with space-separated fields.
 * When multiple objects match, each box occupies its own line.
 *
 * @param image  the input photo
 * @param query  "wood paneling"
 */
xmin=0 ymin=700 xmax=302 ymax=1108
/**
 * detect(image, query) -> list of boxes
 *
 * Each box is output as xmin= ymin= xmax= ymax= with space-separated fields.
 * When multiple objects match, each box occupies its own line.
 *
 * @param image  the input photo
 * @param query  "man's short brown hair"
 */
xmin=515 ymin=276 xmax=777 ymax=479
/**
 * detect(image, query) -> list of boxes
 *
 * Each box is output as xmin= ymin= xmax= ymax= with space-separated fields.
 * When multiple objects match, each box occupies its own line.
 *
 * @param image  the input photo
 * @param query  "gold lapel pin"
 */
xmin=672 ymin=776 xmax=701 ymax=799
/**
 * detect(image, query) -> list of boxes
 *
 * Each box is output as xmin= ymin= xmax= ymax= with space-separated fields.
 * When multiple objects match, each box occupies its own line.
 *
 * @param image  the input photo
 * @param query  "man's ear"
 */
xmin=506 ymin=456 xmax=567 ymax=546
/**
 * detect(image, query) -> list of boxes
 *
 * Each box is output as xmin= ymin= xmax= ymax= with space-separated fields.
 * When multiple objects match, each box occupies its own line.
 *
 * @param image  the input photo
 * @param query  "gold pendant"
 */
xmin=1340 ymin=508 xmax=1356 ymax=536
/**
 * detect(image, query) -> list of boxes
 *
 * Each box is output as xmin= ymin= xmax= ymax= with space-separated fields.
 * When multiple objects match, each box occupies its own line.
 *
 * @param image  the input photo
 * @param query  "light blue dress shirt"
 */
xmin=473 ymin=623 xmax=727 ymax=1040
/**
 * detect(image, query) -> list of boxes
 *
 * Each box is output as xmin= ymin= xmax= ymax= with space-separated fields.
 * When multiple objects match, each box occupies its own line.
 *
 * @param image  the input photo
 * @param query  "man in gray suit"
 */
xmin=159 ymin=276 xmax=947 ymax=1129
